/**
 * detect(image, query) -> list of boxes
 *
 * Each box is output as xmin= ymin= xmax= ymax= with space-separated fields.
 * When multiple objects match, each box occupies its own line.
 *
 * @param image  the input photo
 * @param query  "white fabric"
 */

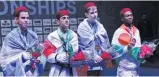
xmin=77 ymin=18 xmax=110 ymax=60
xmin=46 ymin=29 xmax=78 ymax=76
xmin=56 ymin=52 xmax=69 ymax=64
xmin=112 ymin=27 xmax=141 ymax=48
xmin=22 ymin=52 xmax=32 ymax=60
xmin=0 ymin=27 xmax=42 ymax=76
xmin=77 ymin=18 xmax=110 ymax=71
xmin=111 ymin=25 xmax=141 ymax=76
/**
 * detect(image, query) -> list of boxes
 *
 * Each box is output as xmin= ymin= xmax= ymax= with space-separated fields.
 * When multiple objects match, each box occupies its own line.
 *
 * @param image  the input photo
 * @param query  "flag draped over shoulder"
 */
xmin=0 ymin=27 xmax=43 ymax=76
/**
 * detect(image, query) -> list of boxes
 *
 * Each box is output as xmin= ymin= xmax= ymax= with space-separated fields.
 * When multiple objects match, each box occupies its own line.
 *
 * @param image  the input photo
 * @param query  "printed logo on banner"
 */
xmin=34 ymin=27 xmax=42 ymax=34
xmin=12 ymin=27 xmax=17 ymax=30
xmin=33 ymin=19 xmax=42 ymax=26
xmin=52 ymin=19 xmax=58 ymax=25
xmin=12 ymin=20 xmax=32 ymax=27
xmin=44 ymin=35 xmax=48 ymax=40
xmin=37 ymin=35 xmax=43 ymax=43
xmin=2 ymin=37 xmax=5 ymax=42
xmin=28 ymin=19 xmax=32 ymax=26
xmin=1 ymin=20 xmax=11 ymax=27
xmin=70 ymin=25 xmax=78 ymax=32
xmin=28 ymin=27 xmax=33 ymax=30
xmin=1 ymin=28 xmax=11 ymax=35
xmin=43 ymin=19 xmax=51 ymax=26
xmin=69 ymin=18 xmax=77 ymax=25
xmin=52 ymin=26 xmax=58 ymax=31
xmin=78 ymin=18 xmax=85 ymax=24
xmin=12 ymin=20 xmax=16 ymax=27
xmin=43 ymin=27 xmax=52 ymax=34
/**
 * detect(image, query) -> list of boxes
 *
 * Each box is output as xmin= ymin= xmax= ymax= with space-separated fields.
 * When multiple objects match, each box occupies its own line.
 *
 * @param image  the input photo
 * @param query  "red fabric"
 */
xmin=73 ymin=51 xmax=112 ymax=61
xmin=31 ymin=64 xmax=36 ymax=70
xmin=32 ymin=52 xmax=41 ymax=58
xmin=76 ymin=65 xmax=88 ymax=76
xmin=120 ymin=24 xmax=137 ymax=36
xmin=101 ymin=52 xmax=112 ymax=60
xmin=43 ymin=40 xmax=57 ymax=58
xmin=120 ymin=8 xmax=132 ymax=15
xmin=139 ymin=45 xmax=153 ymax=58
xmin=73 ymin=51 xmax=86 ymax=61
xmin=118 ymin=33 xmax=131 ymax=46
xmin=56 ymin=10 xmax=69 ymax=19
xmin=14 ymin=6 xmax=28 ymax=17
xmin=84 ymin=2 xmax=96 ymax=9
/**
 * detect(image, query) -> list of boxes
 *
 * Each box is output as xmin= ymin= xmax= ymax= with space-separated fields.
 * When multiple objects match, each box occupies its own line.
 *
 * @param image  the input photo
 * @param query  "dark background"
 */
xmin=0 ymin=1 xmax=158 ymax=43
xmin=0 ymin=1 xmax=159 ymax=72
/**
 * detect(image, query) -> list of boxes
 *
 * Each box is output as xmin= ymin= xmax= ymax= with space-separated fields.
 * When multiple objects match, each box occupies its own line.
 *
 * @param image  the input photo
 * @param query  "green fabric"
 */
xmin=111 ymin=45 xmax=124 ymax=64
xmin=129 ymin=47 xmax=140 ymax=60
xmin=112 ymin=45 xmax=145 ymax=64
xmin=129 ymin=47 xmax=145 ymax=63
xmin=57 ymin=28 xmax=74 ymax=57
xmin=113 ymin=45 xmax=124 ymax=54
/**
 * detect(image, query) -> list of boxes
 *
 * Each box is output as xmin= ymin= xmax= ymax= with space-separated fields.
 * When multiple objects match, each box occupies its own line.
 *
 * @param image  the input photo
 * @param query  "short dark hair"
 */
xmin=120 ymin=14 xmax=124 ymax=18
xmin=84 ymin=8 xmax=90 ymax=13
